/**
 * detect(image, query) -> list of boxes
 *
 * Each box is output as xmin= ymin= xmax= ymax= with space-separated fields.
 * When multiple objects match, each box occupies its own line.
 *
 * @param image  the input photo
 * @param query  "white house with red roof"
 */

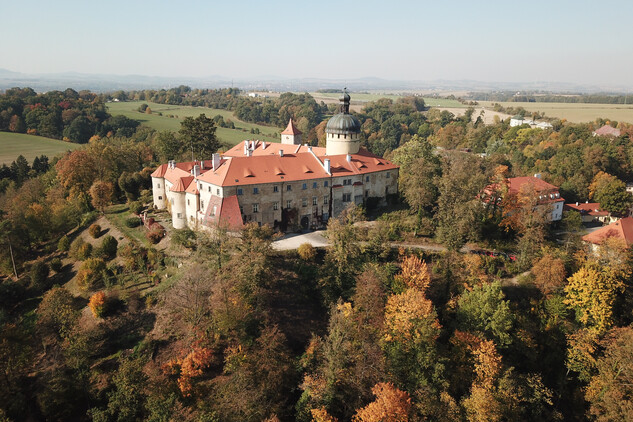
xmin=564 ymin=202 xmax=614 ymax=224
xmin=582 ymin=217 xmax=633 ymax=251
xmin=507 ymin=175 xmax=564 ymax=221
xmin=151 ymin=91 xmax=399 ymax=231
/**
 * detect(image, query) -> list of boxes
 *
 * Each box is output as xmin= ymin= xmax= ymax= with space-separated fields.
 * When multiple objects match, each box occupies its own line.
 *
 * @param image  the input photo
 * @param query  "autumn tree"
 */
xmin=88 ymin=291 xmax=107 ymax=318
xmin=589 ymin=171 xmax=633 ymax=216
xmin=564 ymin=263 xmax=624 ymax=334
xmin=353 ymin=382 xmax=412 ymax=422
xmin=89 ymin=180 xmax=114 ymax=213
xmin=586 ymin=327 xmax=633 ymax=421
xmin=531 ymin=255 xmax=566 ymax=297
xmin=55 ymin=150 xmax=97 ymax=194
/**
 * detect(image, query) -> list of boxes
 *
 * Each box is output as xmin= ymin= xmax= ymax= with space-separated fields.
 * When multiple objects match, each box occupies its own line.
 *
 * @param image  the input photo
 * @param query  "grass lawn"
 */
xmin=107 ymin=101 xmax=282 ymax=146
xmin=104 ymin=204 xmax=150 ymax=247
xmin=478 ymin=101 xmax=633 ymax=124
xmin=0 ymin=131 xmax=81 ymax=165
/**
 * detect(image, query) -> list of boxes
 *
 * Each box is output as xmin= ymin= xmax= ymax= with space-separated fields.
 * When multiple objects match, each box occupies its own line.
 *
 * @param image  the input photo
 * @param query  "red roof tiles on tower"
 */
xmin=281 ymin=118 xmax=302 ymax=135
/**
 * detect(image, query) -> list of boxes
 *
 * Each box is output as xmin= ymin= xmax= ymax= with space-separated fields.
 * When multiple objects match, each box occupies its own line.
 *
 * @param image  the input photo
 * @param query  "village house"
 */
xmin=582 ymin=216 xmax=633 ymax=251
xmin=592 ymin=124 xmax=621 ymax=137
xmin=484 ymin=175 xmax=564 ymax=222
xmin=151 ymin=91 xmax=399 ymax=231
xmin=564 ymin=201 xmax=614 ymax=224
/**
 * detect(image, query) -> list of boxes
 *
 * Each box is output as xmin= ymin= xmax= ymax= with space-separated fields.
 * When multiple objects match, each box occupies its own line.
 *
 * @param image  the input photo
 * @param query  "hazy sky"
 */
xmin=2 ymin=0 xmax=632 ymax=86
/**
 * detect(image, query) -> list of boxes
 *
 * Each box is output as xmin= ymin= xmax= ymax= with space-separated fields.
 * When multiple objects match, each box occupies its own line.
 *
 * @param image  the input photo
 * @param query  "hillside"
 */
xmin=0 ymin=132 xmax=81 ymax=164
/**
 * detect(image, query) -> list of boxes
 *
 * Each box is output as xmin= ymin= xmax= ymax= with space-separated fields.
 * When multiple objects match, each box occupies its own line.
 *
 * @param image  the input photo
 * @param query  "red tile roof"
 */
xmin=281 ymin=118 xmax=302 ymax=135
xmin=583 ymin=217 xmax=633 ymax=246
xmin=203 ymin=195 xmax=243 ymax=230
xmin=170 ymin=176 xmax=194 ymax=192
xmin=593 ymin=125 xmax=621 ymax=137
xmin=564 ymin=202 xmax=609 ymax=217
xmin=507 ymin=176 xmax=564 ymax=203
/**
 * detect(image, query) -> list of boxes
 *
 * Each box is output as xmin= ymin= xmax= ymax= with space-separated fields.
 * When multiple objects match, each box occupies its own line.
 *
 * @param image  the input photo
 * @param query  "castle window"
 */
xmin=302 ymin=183 xmax=307 ymax=190
xmin=337 ymin=134 xmax=340 ymax=139
xmin=187 ymin=199 xmax=190 ymax=205
xmin=324 ymin=181 xmax=329 ymax=187
xmin=273 ymin=202 xmax=279 ymax=210
xmin=200 ymin=201 xmax=204 ymax=210
xmin=253 ymin=187 xmax=259 ymax=194
xmin=312 ymin=196 xmax=317 ymax=205
xmin=287 ymin=185 xmax=292 ymax=191
xmin=158 ymin=196 xmax=162 ymax=200
xmin=273 ymin=185 xmax=279 ymax=193
xmin=252 ymin=204 xmax=259 ymax=213
xmin=366 ymin=176 xmax=369 ymax=182
xmin=286 ymin=200 xmax=292 ymax=209
xmin=217 ymin=188 xmax=220 ymax=195
xmin=302 ymin=198 xmax=307 ymax=207
xmin=157 ymin=183 xmax=160 ymax=188
xmin=324 ymin=196 xmax=329 ymax=205
xmin=386 ymin=172 xmax=391 ymax=178
xmin=312 ymin=182 xmax=317 ymax=189
xmin=237 ymin=188 xmax=243 ymax=195
xmin=177 ymin=213 xmax=182 ymax=218
xmin=343 ymin=193 xmax=351 ymax=202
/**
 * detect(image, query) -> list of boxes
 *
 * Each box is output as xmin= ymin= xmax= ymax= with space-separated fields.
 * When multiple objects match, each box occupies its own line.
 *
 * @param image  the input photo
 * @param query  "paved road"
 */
xmin=272 ymin=231 xmax=472 ymax=253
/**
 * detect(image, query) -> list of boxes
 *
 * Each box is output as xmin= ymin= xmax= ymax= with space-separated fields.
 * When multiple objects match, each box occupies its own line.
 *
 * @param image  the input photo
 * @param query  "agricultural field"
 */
xmin=0 ymin=131 xmax=81 ymax=165
xmin=106 ymin=101 xmax=282 ymax=146
xmin=478 ymin=100 xmax=633 ymax=124
xmin=308 ymin=91 xmax=466 ymax=109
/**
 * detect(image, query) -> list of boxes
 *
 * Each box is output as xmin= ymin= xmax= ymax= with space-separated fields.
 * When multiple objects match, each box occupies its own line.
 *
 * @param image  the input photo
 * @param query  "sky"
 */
xmin=2 ymin=0 xmax=632 ymax=87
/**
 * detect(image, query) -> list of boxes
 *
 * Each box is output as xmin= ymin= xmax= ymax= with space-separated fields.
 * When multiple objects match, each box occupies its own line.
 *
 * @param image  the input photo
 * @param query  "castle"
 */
xmin=151 ymin=91 xmax=399 ymax=231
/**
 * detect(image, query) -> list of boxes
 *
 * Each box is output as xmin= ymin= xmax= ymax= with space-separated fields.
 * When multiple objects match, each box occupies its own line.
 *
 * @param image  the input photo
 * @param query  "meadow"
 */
xmin=478 ymin=100 xmax=633 ymax=124
xmin=106 ymin=101 xmax=282 ymax=146
xmin=0 ymin=131 xmax=81 ymax=165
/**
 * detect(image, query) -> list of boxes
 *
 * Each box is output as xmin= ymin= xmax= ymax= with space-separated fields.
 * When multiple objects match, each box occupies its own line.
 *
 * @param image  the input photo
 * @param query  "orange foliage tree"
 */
xmin=352 ymin=382 xmax=411 ymax=422
xmin=88 ymin=291 xmax=107 ymax=318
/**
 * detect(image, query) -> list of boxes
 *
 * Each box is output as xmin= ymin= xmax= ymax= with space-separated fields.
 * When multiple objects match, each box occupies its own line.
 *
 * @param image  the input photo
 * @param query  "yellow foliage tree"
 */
xmin=383 ymin=288 xmax=439 ymax=346
xmin=531 ymin=255 xmax=566 ymax=296
xmin=310 ymin=407 xmax=339 ymax=422
xmin=462 ymin=340 xmax=504 ymax=422
xmin=564 ymin=264 xmax=624 ymax=334
xmin=89 ymin=180 xmax=114 ymax=213
xmin=88 ymin=291 xmax=106 ymax=318
xmin=395 ymin=255 xmax=430 ymax=292
xmin=352 ymin=382 xmax=411 ymax=422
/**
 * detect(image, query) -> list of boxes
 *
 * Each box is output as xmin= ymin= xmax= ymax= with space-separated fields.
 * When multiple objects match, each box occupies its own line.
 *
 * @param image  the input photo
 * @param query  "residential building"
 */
xmin=592 ymin=125 xmax=621 ymax=137
xmin=564 ymin=202 xmax=613 ymax=224
xmin=582 ymin=216 xmax=633 ymax=250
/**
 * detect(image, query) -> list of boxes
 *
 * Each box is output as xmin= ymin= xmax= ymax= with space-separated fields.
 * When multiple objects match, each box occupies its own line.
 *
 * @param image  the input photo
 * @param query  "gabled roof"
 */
xmin=281 ymin=118 xmax=302 ymax=135
xmin=508 ymin=176 xmax=559 ymax=194
xmin=593 ymin=125 xmax=621 ymax=137
xmin=583 ymin=217 xmax=633 ymax=246
xmin=564 ymin=202 xmax=609 ymax=217
xmin=170 ymin=176 xmax=194 ymax=192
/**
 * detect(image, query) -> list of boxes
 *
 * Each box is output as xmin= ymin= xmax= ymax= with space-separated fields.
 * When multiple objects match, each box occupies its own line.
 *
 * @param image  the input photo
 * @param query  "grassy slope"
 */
xmin=478 ymin=100 xmax=633 ymax=124
xmin=0 ymin=132 xmax=81 ymax=165
xmin=107 ymin=101 xmax=282 ymax=146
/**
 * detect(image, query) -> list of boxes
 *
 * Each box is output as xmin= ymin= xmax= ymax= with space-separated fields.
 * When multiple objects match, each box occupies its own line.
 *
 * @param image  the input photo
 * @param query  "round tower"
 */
xmin=326 ymin=88 xmax=361 ymax=155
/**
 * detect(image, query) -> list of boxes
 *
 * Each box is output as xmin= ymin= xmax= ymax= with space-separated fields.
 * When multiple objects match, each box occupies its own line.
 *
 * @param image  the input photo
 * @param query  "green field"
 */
xmin=107 ymin=101 xmax=282 ymax=146
xmin=0 ymin=132 xmax=81 ymax=165
xmin=478 ymin=101 xmax=633 ymax=124
xmin=308 ymin=92 xmax=466 ymax=108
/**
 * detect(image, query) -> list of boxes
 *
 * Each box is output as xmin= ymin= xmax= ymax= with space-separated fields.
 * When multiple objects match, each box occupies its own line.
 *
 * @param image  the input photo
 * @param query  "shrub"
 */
xmin=69 ymin=237 xmax=85 ymax=259
xmin=99 ymin=235 xmax=118 ymax=260
xmin=58 ymin=235 xmax=70 ymax=252
xmin=30 ymin=261 xmax=49 ymax=290
xmin=172 ymin=228 xmax=196 ymax=249
xmin=89 ymin=224 xmax=101 ymax=238
xmin=129 ymin=201 xmax=144 ymax=215
xmin=297 ymin=243 xmax=317 ymax=261
xmin=147 ymin=230 xmax=163 ymax=244
xmin=50 ymin=258 xmax=63 ymax=273
xmin=77 ymin=242 xmax=93 ymax=260
xmin=125 ymin=216 xmax=141 ymax=228
xmin=76 ymin=258 xmax=107 ymax=290
xmin=88 ymin=291 xmax=107 ymax=318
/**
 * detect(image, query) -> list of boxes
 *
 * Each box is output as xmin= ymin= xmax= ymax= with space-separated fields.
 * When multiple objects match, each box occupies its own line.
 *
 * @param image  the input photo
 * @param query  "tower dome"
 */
xmin=326 ymin=88 xmax=361 ymax=155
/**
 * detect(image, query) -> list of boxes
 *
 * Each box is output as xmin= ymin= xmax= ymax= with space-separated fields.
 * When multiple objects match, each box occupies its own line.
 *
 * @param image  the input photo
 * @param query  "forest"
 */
xmin=1 ymin=87 xmax=633 ymax=421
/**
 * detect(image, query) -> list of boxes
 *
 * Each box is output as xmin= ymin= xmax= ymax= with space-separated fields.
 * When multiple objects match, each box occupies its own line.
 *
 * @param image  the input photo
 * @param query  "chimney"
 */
xmin=212 ymin=153 xmax=220 ymax=171
xmin=250 ymin=140 xmax=256 ymax=150
xmin=262 ymin=141 xmax=267 ymax=150
xmin=534 ymin=173 xmax=541 ymax=179
xmin=279 ymin=149 xmax=284 ymax=157
xmin=192 ymin=165 xmax=200 ymax=177
xmin=200 ymin=160 xmax=204 ymax=170
xmin=247 ymin=149 xmax=253 ymax=157
xmin=346 ymin=154 xmax=352 ymax=163
xmin=243 ymin=141 xmax=248 ymax=155
xmin=324 ymin=158 xmax=331 ymax=174
xmin=308 ymin=146 xmax=312 ymax=152
xmin=576 ymin=202 xmax=579 ymax=206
